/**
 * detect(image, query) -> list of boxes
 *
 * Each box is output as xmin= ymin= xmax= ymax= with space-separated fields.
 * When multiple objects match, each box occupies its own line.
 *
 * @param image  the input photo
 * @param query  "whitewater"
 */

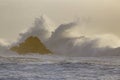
xmin=0 ymin=55 xmax=120 ymax=80
xmin=0 ymin=15 xmax=120 ymax=80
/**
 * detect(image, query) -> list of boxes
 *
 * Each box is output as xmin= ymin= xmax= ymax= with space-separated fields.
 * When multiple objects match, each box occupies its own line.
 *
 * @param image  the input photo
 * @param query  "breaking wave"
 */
xmin=1 ymin=15 xmax=120 ymax=57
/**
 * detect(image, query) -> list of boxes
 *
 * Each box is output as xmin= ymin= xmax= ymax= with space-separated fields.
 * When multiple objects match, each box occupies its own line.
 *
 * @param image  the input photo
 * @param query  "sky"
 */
xmin=0 ymin=0 xmax=120 ymax=41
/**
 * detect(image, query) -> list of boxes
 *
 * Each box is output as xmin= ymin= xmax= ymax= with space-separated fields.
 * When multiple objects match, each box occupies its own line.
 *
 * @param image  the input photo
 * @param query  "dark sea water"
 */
xmin=0 ymin=62 xmax=120 ymax=80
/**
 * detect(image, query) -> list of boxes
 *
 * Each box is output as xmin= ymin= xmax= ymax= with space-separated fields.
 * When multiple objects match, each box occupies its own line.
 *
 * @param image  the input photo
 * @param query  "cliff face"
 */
xmin=10 ymin=36 xmax=52 ymax=54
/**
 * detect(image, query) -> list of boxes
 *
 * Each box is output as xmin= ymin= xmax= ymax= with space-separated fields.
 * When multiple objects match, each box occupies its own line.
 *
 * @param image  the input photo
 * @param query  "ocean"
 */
xmin=0 ymin=56 xmax=120 ymax=80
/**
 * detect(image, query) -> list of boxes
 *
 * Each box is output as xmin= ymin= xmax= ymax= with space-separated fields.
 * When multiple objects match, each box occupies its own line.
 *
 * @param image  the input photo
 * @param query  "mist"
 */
xmin=6 ymin=15 xmax=120 ymax=57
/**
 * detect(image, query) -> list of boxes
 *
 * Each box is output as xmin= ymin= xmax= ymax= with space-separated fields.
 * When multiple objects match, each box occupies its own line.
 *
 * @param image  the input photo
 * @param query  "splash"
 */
xmin=1 ymin=15 xmax=120 ymax=57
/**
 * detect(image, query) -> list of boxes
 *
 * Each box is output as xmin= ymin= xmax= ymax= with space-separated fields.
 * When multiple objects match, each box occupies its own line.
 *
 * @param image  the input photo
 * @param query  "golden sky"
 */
xmin=0 ymin=0 xmax=120 ymax=41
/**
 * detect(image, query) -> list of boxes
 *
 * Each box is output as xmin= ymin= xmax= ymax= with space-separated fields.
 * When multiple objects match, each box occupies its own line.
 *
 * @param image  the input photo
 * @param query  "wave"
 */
xmin=1 ymin=15 xmax=120 ymax=57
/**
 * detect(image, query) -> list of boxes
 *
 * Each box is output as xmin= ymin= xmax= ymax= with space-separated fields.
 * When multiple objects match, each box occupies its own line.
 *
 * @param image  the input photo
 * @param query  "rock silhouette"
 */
xmin=10 ymin=36 xmax=52 ymax=54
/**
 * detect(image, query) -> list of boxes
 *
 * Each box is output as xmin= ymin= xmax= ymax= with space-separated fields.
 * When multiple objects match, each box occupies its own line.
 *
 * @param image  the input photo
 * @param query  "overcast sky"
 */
xmin=0 ymin=0 xmax=120 ymax=41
